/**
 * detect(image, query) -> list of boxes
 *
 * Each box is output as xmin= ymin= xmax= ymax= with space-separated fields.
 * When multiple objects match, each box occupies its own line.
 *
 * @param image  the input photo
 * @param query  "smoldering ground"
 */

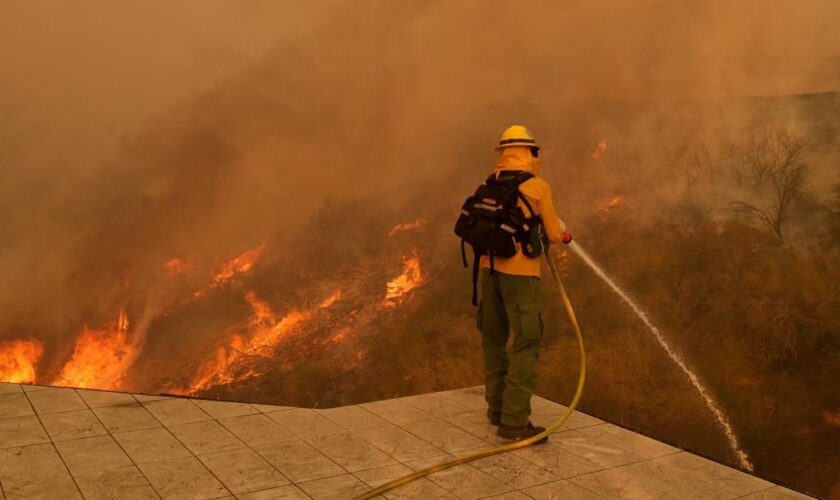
xmin=1 ymin=1 xmax=839 ymax=496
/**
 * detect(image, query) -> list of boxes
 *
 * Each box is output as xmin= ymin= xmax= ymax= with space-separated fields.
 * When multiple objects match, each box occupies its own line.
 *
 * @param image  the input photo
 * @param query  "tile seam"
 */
xmin=19 ymin=388 xmax=85 ymax=499
xmin=74 ymin=388 xmax=162 ymax=499
xmin=152 ymin=420 xmax=237 ymax=498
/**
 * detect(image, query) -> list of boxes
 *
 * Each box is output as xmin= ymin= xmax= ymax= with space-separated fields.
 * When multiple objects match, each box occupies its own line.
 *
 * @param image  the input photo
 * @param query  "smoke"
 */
xmin=1 ymin=0 xmax=839 ymax=372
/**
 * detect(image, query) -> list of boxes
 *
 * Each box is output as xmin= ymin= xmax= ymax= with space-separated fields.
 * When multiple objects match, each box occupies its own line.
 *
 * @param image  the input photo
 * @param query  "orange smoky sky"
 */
xmin=1 ymin=1 xmax=837 ymax=169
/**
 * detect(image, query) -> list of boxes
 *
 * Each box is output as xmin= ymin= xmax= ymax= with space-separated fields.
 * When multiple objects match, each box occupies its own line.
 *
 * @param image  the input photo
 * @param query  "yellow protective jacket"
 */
xmin=479 ymin=147 xmax=567 ymax=277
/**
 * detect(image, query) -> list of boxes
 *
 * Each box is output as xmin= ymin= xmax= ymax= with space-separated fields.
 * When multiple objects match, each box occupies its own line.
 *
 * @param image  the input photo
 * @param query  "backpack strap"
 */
xmin=511 ymin=171 xmax=537 ymax=218
xmin=513 ymin=170 xmax=535 ymax=183
xmin=460 ymin=239 xmax=468 ymax=268
xmin=517 ymin=192 xmax=537 ymax=219
xmin=471 ymin=248 xmax=480 ymax=306
xmin=486 ymin=170 xmax=533 ymax=184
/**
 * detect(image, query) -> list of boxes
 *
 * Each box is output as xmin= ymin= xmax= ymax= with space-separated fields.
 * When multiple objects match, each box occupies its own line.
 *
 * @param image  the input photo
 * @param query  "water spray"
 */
xmin=568 ymin=241 xmax=754 ymax=471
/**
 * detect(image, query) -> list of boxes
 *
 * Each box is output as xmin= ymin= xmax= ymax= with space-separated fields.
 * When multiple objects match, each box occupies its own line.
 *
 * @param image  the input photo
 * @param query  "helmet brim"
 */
xmin=495 ymin=142 xmax=540 ymax=151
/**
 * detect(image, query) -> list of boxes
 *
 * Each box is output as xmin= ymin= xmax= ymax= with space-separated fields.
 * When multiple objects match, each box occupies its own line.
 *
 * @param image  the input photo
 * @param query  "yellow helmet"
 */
xmin=495 ymin=125 xmax=539 ymax=151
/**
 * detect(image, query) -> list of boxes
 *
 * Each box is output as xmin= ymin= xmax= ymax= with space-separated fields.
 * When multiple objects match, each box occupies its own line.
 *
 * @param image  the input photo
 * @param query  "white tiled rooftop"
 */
xmin=0 ymin=383 xmax=813 ymax=499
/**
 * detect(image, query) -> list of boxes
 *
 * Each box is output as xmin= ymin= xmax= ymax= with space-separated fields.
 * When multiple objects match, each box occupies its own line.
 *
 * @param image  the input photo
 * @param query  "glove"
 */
xmin=562 ymin=232 xmax=573 ymax=244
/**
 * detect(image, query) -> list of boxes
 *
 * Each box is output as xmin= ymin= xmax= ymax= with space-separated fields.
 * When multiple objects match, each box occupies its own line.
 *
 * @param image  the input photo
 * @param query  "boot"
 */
xmin=486 ymin=408 xmax=502 ymax=425
xmin=497 ymin=422 xmax=548 ymax=444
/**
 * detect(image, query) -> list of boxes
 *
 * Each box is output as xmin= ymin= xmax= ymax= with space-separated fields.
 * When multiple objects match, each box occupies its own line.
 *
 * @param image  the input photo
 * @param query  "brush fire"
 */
xmin=602 ymin=196 xmax=623 ymax=213
xmin=384 ymin=251 xmax=426 ymax=307
xmin=164 ymin=256 xmax=193 ymax=277
xmin=591 ymin=139 xmax=608 ymax=159
xmin=193 ymin=243 xmax=267 ymax=298
xmin=388 ymin=219 xmax=426 ymax=237
xmin=0 ymin=233 xmax=428 ymax=395
xmin=54 ymin=310 xmax=137 ymax=390
xmin=173 ymin=288 xmax=343 ymax=395
xmin=556 ymin=249 xmax=571 ymax=275
xmin=0 ymin=339 xmax=44 ymax=384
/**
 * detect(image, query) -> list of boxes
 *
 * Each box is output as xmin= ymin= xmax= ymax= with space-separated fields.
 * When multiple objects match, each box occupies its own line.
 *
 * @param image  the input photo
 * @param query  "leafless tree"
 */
xmin=725 ymin=130 xmax=809 ymax=240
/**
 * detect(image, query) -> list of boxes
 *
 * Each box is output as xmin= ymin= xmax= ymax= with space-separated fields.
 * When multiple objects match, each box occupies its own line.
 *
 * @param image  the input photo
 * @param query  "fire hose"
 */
xmin=354 ymin=251 xmax=586 ymax=499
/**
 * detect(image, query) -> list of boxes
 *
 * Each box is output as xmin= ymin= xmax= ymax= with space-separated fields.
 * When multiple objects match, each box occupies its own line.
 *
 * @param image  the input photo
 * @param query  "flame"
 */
xmin=0 ymin=338 xmax=45 ymax=383
xmin=324 ymin=327 xmax=353 ymax=346
xmin=55 ymin=310 xmax=137 ymax=390
xmin=823 ymin=410 xmax=840 ymax=427
xmin=164 ymin=257 xmax=193 ymax=277
xmin=602 ymin=196 xmax=622 ymax=213
xmin=388 ymin=219 xmax=425 ymax=237
xmin=319 ymin=289 xmax=343 ymax=308
xmin=556 ymin=249 xmax=571 ymax=273
xmin=194 ymin=243 xmax=267 ymax=298
xmin=179 ymin=289 xmax=342 ymax=394
xmin=384 ymin=251 xmax=426 ymax=307
xmin=591 ymin=139 xmax=608 ymax=159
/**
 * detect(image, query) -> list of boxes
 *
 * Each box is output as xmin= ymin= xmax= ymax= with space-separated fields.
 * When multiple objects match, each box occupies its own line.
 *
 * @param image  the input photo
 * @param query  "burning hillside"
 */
xmin=172 ymin=288 xmax=343 ymax=395
xmin=0 ymin=202 xmax=438 ymax=400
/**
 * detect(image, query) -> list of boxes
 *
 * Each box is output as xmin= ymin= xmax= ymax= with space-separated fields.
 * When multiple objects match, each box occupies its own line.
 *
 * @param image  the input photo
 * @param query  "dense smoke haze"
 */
xmin=2 ymin=1 xmax=839 ymax=497
xmin=2 ymin=0 xmax=838 ymax=340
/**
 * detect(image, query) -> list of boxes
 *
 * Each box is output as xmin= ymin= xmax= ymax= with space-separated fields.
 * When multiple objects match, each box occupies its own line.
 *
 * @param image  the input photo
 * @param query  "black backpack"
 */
xmin=454 ymin=170 xmax=547 ymax=305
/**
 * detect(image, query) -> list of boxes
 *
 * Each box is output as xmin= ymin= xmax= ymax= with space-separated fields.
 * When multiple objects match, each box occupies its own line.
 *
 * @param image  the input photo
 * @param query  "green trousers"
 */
xmin=476 ymin=269 xmax=544 ymax=427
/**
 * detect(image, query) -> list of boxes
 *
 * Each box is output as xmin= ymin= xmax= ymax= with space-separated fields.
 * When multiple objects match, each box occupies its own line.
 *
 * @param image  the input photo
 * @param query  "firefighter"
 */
xmin=478 ymin=125 xmax=572 ymax=442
